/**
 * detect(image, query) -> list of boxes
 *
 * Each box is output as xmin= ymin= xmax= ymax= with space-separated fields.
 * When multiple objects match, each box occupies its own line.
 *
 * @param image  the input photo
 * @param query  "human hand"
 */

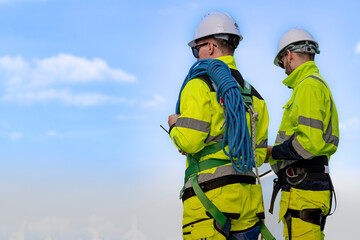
xmin=265 ymin=146 xmax=273 ymax=163
xmin=179 ymin=149 xmax=187 ymax=156
xmin=168 ymin=114 xmax=180 ymax=127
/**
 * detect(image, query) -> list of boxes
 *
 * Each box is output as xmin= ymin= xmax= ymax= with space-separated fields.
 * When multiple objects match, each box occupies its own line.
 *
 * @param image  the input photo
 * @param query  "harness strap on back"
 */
xmin=239 ymin=80 xmax=253 ymax=110
xmin=259 ymin=221 xmax=277 ymax=240
xmin=190 ymin=173 xmax=231 ymax=237
xmin=184 ymin=142 xmax=225 ymax=182
xmin=197 ymin=73 xmax=253 ymax=110
xmin=193 ymin=141 xmax=223 ymax=162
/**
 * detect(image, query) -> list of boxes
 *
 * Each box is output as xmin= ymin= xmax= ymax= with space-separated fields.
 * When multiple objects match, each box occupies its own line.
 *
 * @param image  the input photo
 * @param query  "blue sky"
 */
xmin=0 ymin=0 xmax=359 ymax=239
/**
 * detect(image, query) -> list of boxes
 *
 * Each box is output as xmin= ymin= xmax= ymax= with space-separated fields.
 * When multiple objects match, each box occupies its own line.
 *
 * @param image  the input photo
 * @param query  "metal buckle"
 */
xmin=286 ymin=167 xmax=298 ymax=178
xmin=285 ymin=167 xmax=307 ymax=185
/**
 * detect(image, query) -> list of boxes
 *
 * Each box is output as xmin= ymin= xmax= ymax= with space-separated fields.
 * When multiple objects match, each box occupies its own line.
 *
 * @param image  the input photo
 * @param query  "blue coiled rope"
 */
xmin=175 ymin=59 xmax=255 ymax=172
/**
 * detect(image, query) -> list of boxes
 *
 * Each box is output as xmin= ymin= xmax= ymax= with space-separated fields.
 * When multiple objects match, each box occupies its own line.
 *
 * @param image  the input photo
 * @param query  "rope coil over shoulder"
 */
xmin=176 ymin=59 xmax=254 ymax=172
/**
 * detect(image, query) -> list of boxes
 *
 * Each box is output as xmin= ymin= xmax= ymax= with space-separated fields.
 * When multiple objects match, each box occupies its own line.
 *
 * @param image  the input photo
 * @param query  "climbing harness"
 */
xmin=269 ymin=156 xmax=337 ymax=240
xmin=176 ymin=59 xmax=275 ymax=239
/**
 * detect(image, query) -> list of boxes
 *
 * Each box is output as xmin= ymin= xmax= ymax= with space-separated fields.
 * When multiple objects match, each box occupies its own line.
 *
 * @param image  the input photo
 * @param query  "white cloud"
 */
xmin=356 ymin=42 xmax=360 ymax=54
xmin=0 ymin=215 xmax=131 ymax=240
xmin=30 ymin=53 xmax=136 ymax=87
xmin=26 ymin=217 xmax=70 ymax=236
xmin=141 ymin=94 xmax=166 ymax=108
xmin=4 ymin=89 xmax=128 ymax=106
xmin=10 ymin=131 xmax=23 ymax=141
xmin=8 ymin=224 xmax=25 ymax=240
xmin=339 ymin=116 xmax=360 ymax=132
xmin=86 ymin=215 xmax=126 ymax=240
xmin=123 ymin=216 xmax=146 ymax=240
xmin=0 ymin=54 xmax=136 ymax=106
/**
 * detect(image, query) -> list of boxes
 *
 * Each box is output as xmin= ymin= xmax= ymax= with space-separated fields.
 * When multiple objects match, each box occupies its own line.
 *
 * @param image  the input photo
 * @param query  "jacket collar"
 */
xmin=216 ymin=55 xmax=237 ymax=70
xmin=282 ymin=61 xmax=319 ymax=89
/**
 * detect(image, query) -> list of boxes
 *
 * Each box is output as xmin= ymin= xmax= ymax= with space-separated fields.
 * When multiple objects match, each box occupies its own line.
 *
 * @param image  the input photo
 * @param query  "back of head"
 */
xmin=188 ymin=11 xmax=243 ymax=51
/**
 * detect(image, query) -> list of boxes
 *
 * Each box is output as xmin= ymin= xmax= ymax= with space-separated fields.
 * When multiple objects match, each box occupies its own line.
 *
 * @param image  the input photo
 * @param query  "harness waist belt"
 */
xmin=269 ymin=156 xmax=330 ymax=214
xmin=182 ymin=175 xmax=256 ymax=201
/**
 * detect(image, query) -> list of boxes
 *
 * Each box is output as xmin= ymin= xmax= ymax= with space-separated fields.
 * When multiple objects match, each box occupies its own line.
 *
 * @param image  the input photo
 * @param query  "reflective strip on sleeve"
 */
xmin=172 ymin=136 xmax=184 ymax=152
xmin=292 ymin=136 xmax=316 ymax=159
xmin=256 ymin=139 xmax=268 ymax=148
xmin=298 ymin=116 xmax=323 ymax=130
xmin=325 ymin=134 xmax=339 ymax=146
xmin=275 ymin=131 xmax=292 ymax=144
xmin=323 ymin=114 xmax=339 ymax=146
xmin=205 ymin=134 xmax=224 ymax=144
xmin=176 ymin=117 xmax=210 ymax=133
xmin=323 ymin=97 xmax=339 ymax=147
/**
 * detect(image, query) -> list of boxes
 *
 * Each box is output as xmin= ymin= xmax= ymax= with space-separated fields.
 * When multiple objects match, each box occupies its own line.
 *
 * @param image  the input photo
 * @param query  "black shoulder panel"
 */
xmin=196 ymin=75 xmax=216 ymax=92
xmin=230 ymin=69 xmax=264 ymax=100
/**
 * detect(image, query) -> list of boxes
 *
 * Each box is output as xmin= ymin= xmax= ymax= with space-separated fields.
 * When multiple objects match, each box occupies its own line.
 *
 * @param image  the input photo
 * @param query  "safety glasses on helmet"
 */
xmin=277 ymin=42 xmax=320 ymax=69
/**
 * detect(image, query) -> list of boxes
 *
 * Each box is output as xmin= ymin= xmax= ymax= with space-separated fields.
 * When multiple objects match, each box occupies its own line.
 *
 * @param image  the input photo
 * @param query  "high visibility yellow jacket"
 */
xmin=170 ymin=55 xmax=269 ymax=168
xmin=170 ymin=55 xmax=269 ymax=233
xmin=270 ymin=61 xmax=339 ymax=173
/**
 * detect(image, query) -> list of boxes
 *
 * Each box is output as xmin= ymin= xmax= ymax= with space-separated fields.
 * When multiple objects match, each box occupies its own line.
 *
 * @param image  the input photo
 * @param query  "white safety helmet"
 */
xmin=274 ymin=28 xmax=320 ymax=68
xmin=188 ymin=11 xmax=243 ymax=48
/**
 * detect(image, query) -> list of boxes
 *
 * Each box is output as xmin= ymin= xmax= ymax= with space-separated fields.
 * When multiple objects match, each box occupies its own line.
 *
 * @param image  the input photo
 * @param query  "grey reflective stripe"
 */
xmin=275 ymin=131 xmax=292 ymax=144
xmin=307 ymin=75 xmax=339 ymax=147
xmin=205 ymin=134 xmax=224 ymax=144
xmin=172 ymin=136 xmax=184 ymax=152
xmin=298 ymin=116 xmax=323 ymax=130
xmin=292 ymin=136 xmax=315 ymax=159
xmin=256 ymin=139 xmax=268 ymax=148
xmin=323 ymin=105 xmax=339 ymax=146
xmin=325 ymin=134 xmax=339 ymax=146
xmin=176 ymin=117 xmax=210 ymax=133
xmin=184 ymin=164 xmax=256 ymax=189
xmin=271 ymin=160 xmax=298 ymax=173
xmin=306 ymin=75 xmax=326 ymax=86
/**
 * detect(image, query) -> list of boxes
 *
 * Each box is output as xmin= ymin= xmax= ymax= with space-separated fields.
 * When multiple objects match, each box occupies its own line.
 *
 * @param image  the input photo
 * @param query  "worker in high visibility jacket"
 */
xmin=168 ymin=12 xmax=269 ymax=240
xmin=266 ymin=28 xmax=339 ymax=240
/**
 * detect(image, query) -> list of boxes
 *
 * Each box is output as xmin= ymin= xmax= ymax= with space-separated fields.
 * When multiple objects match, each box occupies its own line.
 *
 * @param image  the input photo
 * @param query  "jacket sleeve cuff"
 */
xmin=168 ymin=123 xmax=175 ymax=134
xmin=272 ymin=139 xmax=304 ymax=160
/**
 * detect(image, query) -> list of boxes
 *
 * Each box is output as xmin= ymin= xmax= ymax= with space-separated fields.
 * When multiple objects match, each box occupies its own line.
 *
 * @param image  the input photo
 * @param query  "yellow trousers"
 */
xmin=279 ymin=188 xmax=331 ymax=240
xmin=182 ymin=183 xmax=263 ymax=239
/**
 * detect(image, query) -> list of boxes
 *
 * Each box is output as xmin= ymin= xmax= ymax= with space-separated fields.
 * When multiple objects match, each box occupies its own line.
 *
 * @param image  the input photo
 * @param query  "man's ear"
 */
xmin=209 ymin=42 xmax=216 ymax=55
xmin=287 ymin=50 xmax=294 ymax=62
